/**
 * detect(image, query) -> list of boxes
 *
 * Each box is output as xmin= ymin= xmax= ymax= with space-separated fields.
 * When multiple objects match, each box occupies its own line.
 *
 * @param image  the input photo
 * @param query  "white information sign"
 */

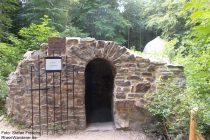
xmin=45 ymin=57 xmax=62 ymax=72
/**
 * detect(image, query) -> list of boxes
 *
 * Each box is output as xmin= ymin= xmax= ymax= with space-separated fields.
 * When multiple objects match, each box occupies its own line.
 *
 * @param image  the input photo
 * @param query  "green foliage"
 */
xmin=0 ymin=77 xmax=8 ymax=115
xmin=0 ymin=0 xmax=19 ymax=41
xmin=122 ymin=0 xmax=156 ymax=50
xmin=20 ymin=0 xmax=77 ymax=31
xmin=181 ymin=0 xmax=210 ymax=49
xmin=159 ymin=0 xmax=210 ymax=138
xmin=144 ymin=0 xmax=187 ymax=39
xmin=61 ymin=25 xmax=89 ymax=37
xmin=164 ymin=38 xmax=178 ymax=62
xmin=146 ymin=78 xmax=190 ymax=139
xmin=9 ymin=16 xmax=59 ymax=53
xmin=0 ymin=43 xmax=19 ymax=77
xmin=178 ymin=1 xmax=210 ymax=137
xmin=175 ymin=0 xmax=210 ymax=102
xmin=146 ymin=77 xmax=210 ymax=139
xmin=70 ymin=0 xmax=130 ymax=45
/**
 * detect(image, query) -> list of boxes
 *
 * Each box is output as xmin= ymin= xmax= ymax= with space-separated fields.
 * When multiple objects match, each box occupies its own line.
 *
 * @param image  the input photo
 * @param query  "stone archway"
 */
xmin=85 ymin=58 xmax=115 ymax=124
xmin=6 ymin=37 xmax=185 ymax=131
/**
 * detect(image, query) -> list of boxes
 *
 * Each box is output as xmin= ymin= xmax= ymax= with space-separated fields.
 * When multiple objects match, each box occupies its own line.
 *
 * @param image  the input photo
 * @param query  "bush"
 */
xmin=145 ymin=78 xmax=189 ymax=139
xmin=0 ymin=43 xmax=19 ymax=77
xmin=9 ymin=15 xmax=59 ymax=54
xmin=0 ymin=77 xmax=8 ymax=115
xmin=146 ymin=77 xmax=210 ymax=139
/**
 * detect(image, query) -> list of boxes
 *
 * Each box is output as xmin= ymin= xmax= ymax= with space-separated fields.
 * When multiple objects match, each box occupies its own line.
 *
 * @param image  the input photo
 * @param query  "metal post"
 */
xmin=45 ymin=52 xmax=49 ymax=135
xmin=72 ymin=65 xmax=75 ymax=130
xmin=45 ymin=72 xmax=48 ymax=135
xmin=53 ymin=51 xmax=55 ymax=134
xmin=60 ymin=70 xmax=62 ymax=130
xmin=66 ymin=56 xmax=69 ymax=132
xmin=30 ymin=66 xmax=34 ymax=137
xmin=38 ymin=55 xmax=41 ymax=135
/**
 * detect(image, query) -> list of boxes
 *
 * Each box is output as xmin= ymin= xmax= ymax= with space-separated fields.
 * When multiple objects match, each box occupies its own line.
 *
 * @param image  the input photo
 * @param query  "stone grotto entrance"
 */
xmin=6 ymin=37 xmax=185 ymax=134
xmin=85 ymin=58 xmax=115 ymax=124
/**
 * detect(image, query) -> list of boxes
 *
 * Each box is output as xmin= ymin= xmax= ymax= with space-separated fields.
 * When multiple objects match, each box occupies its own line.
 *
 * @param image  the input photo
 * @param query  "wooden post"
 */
xmin=189 ymin=108 xmax=205 ymax=140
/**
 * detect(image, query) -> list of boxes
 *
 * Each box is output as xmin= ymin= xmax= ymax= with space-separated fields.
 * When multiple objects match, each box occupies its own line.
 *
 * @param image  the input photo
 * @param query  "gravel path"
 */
xmin=0 ymin=116 xmax=155 ymax=140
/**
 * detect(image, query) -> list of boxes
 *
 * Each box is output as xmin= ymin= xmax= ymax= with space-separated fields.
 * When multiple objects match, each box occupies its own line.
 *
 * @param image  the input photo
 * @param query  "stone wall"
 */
xmin=6 ymin=37 xmax=185 ymax=131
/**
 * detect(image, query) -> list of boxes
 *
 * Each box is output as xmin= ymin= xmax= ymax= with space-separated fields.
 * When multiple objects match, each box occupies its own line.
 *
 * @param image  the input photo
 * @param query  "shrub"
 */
xmin=0 ymin=77 xmax=8 ymax=115
xmin=146 ymin=78 xmax=189 ymax=139
xmin=146 ymin=77 xmax=210 ymax=139
xmin=9 ymin=15 xmax=59 ymax=54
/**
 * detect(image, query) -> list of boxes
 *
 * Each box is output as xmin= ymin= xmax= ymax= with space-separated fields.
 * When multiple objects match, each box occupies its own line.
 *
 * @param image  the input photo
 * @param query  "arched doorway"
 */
xmin=85 ymin=58 xmax=115 ymax=124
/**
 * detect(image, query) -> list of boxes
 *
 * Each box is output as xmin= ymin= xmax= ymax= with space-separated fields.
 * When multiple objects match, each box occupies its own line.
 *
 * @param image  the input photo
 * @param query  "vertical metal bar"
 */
xmin=30 ymin=66 xmax=34 ymax=137
xmin=38 ymin=55 xmax=41 ymax=135
xmin=53 ymin=72 xmax=55 ymax=134
xmin=66 ymin=56 xmax=69 ymax=132
xmin=60 ymin=70 xmax=62 ymax=129
xmin=72 ymin=65 xmax=75 ymax=130
xmin=53 ymin=51 xmax=55 ymax=134
xmin=45 ymin=52 xmax=48 ymax=135
xmin=45 ymin=72 xmax=48 ymax=135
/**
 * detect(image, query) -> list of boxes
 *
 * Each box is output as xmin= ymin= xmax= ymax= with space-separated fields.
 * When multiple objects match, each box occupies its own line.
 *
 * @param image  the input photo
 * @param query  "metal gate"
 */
xmin=29 ymin=53 xmax=77 ymax=135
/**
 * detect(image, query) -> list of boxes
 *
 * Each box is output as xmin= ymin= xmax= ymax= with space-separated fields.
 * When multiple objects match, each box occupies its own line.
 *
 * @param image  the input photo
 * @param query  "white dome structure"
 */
xmin=143 ymin=36 xmax=166 ymax=54
xmin=143 ymin=36 xmax=169 ymax=63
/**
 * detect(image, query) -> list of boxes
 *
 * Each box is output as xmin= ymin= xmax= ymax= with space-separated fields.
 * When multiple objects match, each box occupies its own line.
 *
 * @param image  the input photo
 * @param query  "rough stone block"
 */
xmin=115 ymin=81 xmax=131 ymax=86
xmin=103 ymin=41 xmax=114 ymax=56
xmin=96 ymin=40 xmax=105 ymax=49
xmin=127 ymin=76 xmax=142 ymax=80
xmin=66 ymin=37 xmax=80 ymax=46
xmin=80 ymin=37 xmax=96 ymax=45
xmin=125 ymin=100 xmax=135 ymax=108
xmin=117 ymin=68 xmax=128 ymax=73
xmin=40 ymin=43 xmax=49 ymax=52
xmin=147 ymin=64 xmax=156 ymax=72
xmin=127 ymin=54 xmax=136 ymax=61
xmin=135 ymin=82 xmax=151 ymax=93
xmin=145 ymin=77 xmax=155 ymax=82
xmin=108 ymin=44 xmax=118 ymax=57
xmin=48 ymin=37 xmax=66 ymax=54
xmin=128 ymin=93 xmax=144 ymax=98
xmin=142 ymin=72 xmax=152 ymax=77
xmin=115 ymin=116 xmax=130 ymax=130
xmin=115 ymin=101 xmax=125 ymax=110
xmin=116 ymin=92 xmax=126 ymax=99
xmin=137 ymin=63 xmax=150 ymax=68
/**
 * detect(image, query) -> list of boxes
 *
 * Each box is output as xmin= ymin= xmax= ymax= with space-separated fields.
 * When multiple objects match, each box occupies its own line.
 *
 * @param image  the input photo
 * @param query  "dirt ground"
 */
xmin=0 ymin=116 xmax=155 ymax=140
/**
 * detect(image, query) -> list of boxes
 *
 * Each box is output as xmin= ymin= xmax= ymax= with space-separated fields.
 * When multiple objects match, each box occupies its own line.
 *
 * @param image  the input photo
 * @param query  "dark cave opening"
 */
xmin=85 ymin=58 xmax=115 ymax=124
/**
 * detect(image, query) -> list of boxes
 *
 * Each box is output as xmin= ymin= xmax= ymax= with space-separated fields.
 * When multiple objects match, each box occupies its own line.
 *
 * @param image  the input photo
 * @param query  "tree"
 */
xmin=172 ymin=0 xmax=210 ymax=137
xmin=0 ymin=16 xmax=59 ymax=77
xmin=144 ymin=0 xmax=187 ymax=39
xmin=9 ymin=16 xmax=59 ymax=53
xmin=0 ymin=43 xmax=19 ymax=77
xmin=177 ymin=0 xmax=210 ymax=97
xmin=122 ymin=0 xmax=156 ymax=50
xmin=70 ymin=0 xmax=130 ymax=44
xmin=0 ymin=0 xmax=18 ymax=41
xmin=18 ymin=0 xmax=78 ymax=32
xmin=61 ymin=25 xmax=88 ymax=38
